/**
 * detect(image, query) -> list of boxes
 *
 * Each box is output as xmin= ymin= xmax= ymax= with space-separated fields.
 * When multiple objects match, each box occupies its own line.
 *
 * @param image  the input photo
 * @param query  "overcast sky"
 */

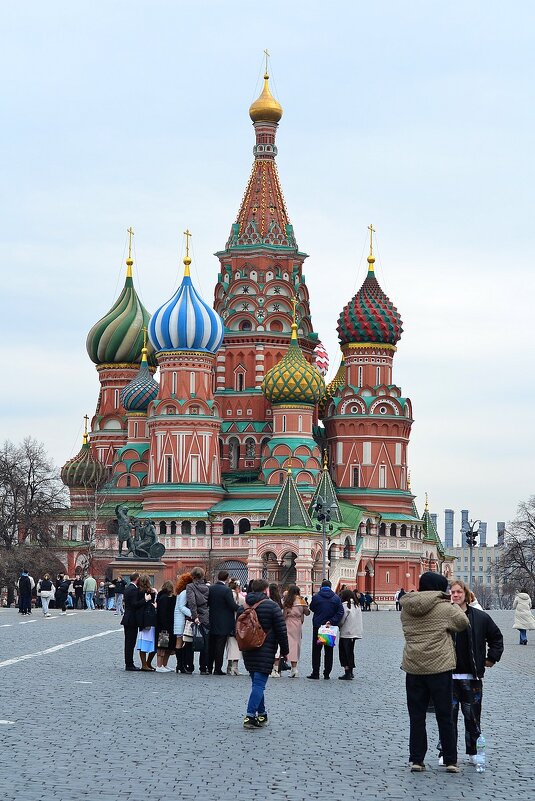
xmin=2 ymin=1 xmax=533 ymax=545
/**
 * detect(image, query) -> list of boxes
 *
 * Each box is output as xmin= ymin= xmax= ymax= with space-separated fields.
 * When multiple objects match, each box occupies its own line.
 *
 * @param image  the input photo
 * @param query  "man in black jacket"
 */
xmin=308 ymin=579 xmax=344 ymax=679
xmin=240 ymin=579 xmax=289 ymax=729
xmin=121 ymin=573 xmax=145 ymax=671
xmin=207 ymin=570 xmax=241 ymax=675
xmin=445 ymin=580 xmax=504 ymax=764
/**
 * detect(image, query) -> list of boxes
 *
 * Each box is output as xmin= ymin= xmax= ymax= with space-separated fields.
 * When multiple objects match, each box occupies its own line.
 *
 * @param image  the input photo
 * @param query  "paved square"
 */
xmin=0 ymin=608 xmax=532 ymax=801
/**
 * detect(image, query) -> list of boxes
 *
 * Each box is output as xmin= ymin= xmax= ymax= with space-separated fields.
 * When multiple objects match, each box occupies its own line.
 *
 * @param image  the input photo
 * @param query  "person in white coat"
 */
xmin=338 ymin=589 xmax=363 ymax=680
xmin=173 ymin=573 xmax=193 ymax=673
xmin=513 ymin=589 xmax=535 ymax=644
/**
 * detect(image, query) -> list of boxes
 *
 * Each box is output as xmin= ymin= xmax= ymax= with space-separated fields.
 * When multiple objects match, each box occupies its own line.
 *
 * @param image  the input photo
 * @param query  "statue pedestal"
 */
xmin=108 ymin=559 xmax=166 ymax=588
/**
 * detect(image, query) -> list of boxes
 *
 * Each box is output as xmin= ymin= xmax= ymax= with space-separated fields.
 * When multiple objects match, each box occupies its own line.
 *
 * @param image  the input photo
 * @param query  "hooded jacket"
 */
xmin=400 ymin=590 xmax=468 ymax=674
xmin=239 ymin=591 xmax=289 ymax=675
xmin=186 ymin=580 xmax=210 ymax=627
xmin=309 ymin=587 xmax=344 ymax=628
xmin=513 ymin=592 xmax=535 ymax=631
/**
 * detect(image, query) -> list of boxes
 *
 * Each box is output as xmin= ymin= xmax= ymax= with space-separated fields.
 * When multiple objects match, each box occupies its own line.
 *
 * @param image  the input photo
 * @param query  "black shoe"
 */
xmin=125 ymin=666 xmax=140 ymax=671
xmin=338 ymin=673 xmax=352 ymax=680
xmin=200 ymin=669 xmax=210 ymax=675
xmin=307 ymin=674 xmax=320 ymax=680
xmin=257 ymin=714 xmax=268 ymax=726
xmin=243 ymin=715 xmax=262 ymax=729
xmin=213 ymin=670 xmax=226 ymax=676
xmin=323 ymin=674 xmax=330 ymax=680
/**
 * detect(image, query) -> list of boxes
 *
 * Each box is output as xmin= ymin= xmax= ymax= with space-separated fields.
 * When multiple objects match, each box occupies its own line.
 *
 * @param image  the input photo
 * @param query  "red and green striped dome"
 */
xmin=337 ymin=260 xmax=403 ymax=346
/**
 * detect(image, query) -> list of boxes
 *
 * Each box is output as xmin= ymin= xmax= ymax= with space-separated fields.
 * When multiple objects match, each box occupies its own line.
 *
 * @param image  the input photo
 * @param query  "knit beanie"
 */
xmin=418 ymin=571 xmax=448 ymax=592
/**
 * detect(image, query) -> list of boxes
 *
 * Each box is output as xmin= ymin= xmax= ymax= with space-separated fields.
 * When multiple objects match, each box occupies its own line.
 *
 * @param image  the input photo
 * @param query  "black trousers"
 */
xmin=208 ymin=634 xmax=227 ymax=673
xmin=123 ymin=624 xmax=138 ymax=668
xmin=338 ymin=637 xmax=356 ymax=670
xmin=406 ymin=671 xmax=457 ymax=765
xmin=312 ymin=626 xmax=334 ymax=677
xmin=19 ymin=592 xmax=32 ymax=614
xmin=453 ymin=678 xmax=483 ymax=755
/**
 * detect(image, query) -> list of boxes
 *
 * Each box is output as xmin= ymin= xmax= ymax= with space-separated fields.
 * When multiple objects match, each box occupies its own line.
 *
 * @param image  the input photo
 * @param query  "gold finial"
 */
xmin=249 ymin=51 xmax=283 ymax=123
xmin=323 ymin=449 xmax=328 ymax=470
xmin=183 ymin=229 xmax=192 ymax=276
xmin=141 ymin=326 xmax=148 ymax=362
xmin=126 ymin=226 xmax=134 ymax=277
xmin=263 ymin=48 xmax=270 ymax=78
xmin=425 ymin=492 xmax=429 ymax=512
xmin=290 ymin=295 xmax=298 ymax=340
xmin=367 ymin=223 xmax=376 ymax=271
xmin=83 ymin=414 xmax=89 ymax=445
xmin=287 ymin=455 xmax=292 ymax=475
xmin=407 ymin=471 xmax=411 ymax=491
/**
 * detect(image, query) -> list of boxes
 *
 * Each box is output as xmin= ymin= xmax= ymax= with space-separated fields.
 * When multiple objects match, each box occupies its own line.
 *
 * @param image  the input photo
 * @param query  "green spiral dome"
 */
xmin=86 ymin=275 xmax=155 ymax=366
xmin=61 ymin=442 xmax=107 ymax=489
xmin=262 ymin=325 xmax=325 ymax=405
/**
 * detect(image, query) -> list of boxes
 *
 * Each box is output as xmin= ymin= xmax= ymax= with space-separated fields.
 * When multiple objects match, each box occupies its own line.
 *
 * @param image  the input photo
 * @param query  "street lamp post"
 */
xmin=313 ymin=496 xmax=335 ymax=582
xmin=372 ymin=515 xmax=382 ymax=611
xmin=465 ymin=519 xmax=480 ymax=587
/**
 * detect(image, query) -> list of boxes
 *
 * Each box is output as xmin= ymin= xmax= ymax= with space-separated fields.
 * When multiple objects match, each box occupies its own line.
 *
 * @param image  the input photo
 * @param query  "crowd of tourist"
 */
xmin=13 ymin=571 xmax=127 ymax=615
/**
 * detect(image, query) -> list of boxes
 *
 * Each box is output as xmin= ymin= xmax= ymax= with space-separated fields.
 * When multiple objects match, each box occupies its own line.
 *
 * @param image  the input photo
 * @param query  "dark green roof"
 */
xmin=308 ymin=468 xmax=342 ymax=523
xmin=265 ymin=470 xmax=312 ymax=529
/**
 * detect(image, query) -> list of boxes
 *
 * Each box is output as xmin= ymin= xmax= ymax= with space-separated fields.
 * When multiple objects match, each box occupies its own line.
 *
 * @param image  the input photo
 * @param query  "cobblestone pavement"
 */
xmin=0 ymin=607 xmax=533 ymax=801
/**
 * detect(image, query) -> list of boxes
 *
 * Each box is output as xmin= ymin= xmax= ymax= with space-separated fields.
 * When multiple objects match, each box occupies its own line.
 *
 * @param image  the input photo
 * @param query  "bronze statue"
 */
xmin=113 ymin=507 xmax=165 ymax=559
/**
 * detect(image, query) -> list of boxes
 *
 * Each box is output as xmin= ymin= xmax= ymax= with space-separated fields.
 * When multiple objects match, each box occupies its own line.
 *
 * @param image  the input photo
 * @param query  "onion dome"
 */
xmin=120 ymin=341 xmax=159 ymax=412
xmin=262 ymin=321 xmax=325 ymax=405
xmin=149 ymin=238 xmax=224 ymax=354
xmin=337 ymin=250 xmax=403 ymax=347
xmin=319 ymin=356 xmax=346 ymax=416
xmin=249 ymin=72 xmax=283 ymax=123
xmin=61 ymin=423 xmax=107 ymax=489
xmin=314 ymin=341 xmax=329 ymax=376
xmin=86 ymin=240 xmax=155 ymax=366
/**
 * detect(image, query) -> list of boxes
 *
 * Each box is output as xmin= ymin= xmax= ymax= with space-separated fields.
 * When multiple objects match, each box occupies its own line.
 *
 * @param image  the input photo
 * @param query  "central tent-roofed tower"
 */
xmin=213 ymin=66 xmax=319 ymax=480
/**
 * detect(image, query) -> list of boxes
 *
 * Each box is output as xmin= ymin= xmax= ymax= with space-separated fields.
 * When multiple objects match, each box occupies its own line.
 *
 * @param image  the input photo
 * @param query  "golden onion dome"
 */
xmin=249 ymin=73 xmax=283 ymax=123
xmin=262 ymin=323 xmax=325 ymax=405
xmin=319 ymin=357 xmax=346 ymax=417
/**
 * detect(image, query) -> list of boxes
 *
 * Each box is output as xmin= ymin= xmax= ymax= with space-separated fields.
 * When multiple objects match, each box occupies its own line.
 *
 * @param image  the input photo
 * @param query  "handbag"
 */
xmin=183 ymin=620 xmax=194 ymax=642
xmin=192 ymin=623 xmax=205 ymax=652
xmin=279 ymin=656 xmax=291 ymax=672
xmin=317 ymin=624 xmax=339 ymax=647
xmin=157 ymin=630 xmax=170 ymax=649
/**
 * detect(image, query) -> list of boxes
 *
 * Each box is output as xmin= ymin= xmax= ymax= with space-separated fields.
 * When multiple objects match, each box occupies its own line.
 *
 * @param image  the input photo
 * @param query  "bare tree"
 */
xmin=495 ymin=497 xmax=535 ymax=598
xmin=0 ymin=438 xmax=67 ymax=548
xmin=470 ymin=579 xmax=495 ymax=610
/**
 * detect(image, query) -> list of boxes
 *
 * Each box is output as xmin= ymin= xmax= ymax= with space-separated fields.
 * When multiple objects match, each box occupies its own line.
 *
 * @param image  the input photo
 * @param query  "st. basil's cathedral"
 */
xmin=59 ymin=67 xmax=447 ymax=602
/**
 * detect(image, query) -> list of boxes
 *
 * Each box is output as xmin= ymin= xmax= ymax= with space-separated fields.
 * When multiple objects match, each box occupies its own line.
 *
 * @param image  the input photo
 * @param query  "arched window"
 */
xmin=240 ymin=320 xmax=252 ymax=331
xmin=366 ymin=519 xmax=372 ymax=536
xmin=282 ymin=415 xmax=287 ymax=433
xmin=181 ymin=520 xmax=191 ymax=536
xmin=236 ymin=373 xmax=244 ymax=392
xmin=238 ymin=518 xmax=251 ymax=535
xmin=400 ymin=524 xmax=407 ymax=537
xmin=222 ymin=518 xmax=235 ymax=536
xmin=170 ymin=521 xmax=177 ymax=536
xmin=390 ymin=523 xmax=397 ymax=537
xmin=245 ymin=438 xmax=255 ymax=459
xmin=380 ymin=522 xmax=386 ymax=536
xmin=343 ymin=538 xmax=351 ymax=559
xmin=196 ymin=521 xmax=206 ymax=536
xmin=279 ymin=471 xmax=285 ymax=484
xmin=159 ymin=522 xmax=167 ymax=537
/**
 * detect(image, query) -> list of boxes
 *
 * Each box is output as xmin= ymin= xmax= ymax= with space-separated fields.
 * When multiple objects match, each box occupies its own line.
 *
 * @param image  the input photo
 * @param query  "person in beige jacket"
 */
xmin=400 ymin=572 xmax=468 ymax=773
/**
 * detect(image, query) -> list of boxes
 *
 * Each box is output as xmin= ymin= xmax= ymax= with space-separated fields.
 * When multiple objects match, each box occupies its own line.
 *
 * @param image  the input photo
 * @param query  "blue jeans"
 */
xmin=107 ymin=597 xmax=115 ymax=610
xmin=247 ymin=671 xmax=269 ymax=717
xmin=519 ymin=628 xmax=527 ymax=643
xmin=85 ymin=592 xmax=95 ymax=610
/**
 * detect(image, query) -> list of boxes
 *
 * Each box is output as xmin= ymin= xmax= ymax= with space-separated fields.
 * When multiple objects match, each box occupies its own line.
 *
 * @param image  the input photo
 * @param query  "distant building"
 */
xmin=448 ymin=542 xmax=503 ymax=598
xmin=478 ymin=521 xmax=487 ymax=547
xmin=461 ymin=509 xmax=469 ymax=546
xmin=444 ymin=509 xmax=454 ymax=549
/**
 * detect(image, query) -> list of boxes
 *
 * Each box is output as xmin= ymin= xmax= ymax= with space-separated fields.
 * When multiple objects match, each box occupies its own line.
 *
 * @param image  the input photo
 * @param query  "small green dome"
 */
xmin=61 ymin=442 xmax=107 ymax=489
xmin=262 ymin=324 xmax=325 ymax=405
xmin=86 ymin=272 xmax=155 ymax=366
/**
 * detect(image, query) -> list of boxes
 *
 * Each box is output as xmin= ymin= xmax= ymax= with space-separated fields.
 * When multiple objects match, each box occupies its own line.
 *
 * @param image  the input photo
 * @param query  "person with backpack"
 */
xmin=237 ymin=578 xmax=289 ymax=729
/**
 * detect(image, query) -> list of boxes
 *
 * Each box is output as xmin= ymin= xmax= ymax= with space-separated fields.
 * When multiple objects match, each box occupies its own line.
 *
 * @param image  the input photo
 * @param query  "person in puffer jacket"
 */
xmin=400 ymin=571 xmax=468 ymax=774
xmin=307 ymin=579 xmax=344 ymax=680
xmin=240 ymin=579 xmax=289 ymax=729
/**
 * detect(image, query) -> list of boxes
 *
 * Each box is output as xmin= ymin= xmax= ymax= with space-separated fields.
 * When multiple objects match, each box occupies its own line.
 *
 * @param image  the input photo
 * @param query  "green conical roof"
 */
xmin=308 ymin=464 xmax=342 ymax=523
xmin=265 ymin=469 xmax=312 ymax=529
xmin=422 ymin=503 xmax=446 ymax=558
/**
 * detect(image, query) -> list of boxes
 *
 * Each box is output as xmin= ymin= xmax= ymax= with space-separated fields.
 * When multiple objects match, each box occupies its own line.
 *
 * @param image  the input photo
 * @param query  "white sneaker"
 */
xmin=60 ymin=612 xmax=67 ymax=615
xmin=438 ymin=756 xmax=444 ymax=766
xmin=270 ymin=669 xmax=280 ymax=678
xmin=289 ymin=667 xmax=299 ymax=678
xmin=164 ymin=666 xmax=174 ymax=672
xmin=155 ymin=666 xmax=168 ymax=673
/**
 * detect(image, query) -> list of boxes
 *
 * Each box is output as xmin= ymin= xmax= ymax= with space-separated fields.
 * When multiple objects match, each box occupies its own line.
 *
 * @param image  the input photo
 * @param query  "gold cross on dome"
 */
xmin=264 ymin=48 xmax=270 ymax=75
xmin=142 ymin=326 xmax=148 ymax=349
xmin=83 ymin=414 xmax=89 ymax=436
xmin=290 ymin=295 xmax=298 ymax=325
xmin=183 ymin=229 xmax=192 ymax=258
xmin=127 ymin=227 xmax=134 ymax=260
xmin=368 ymin=223 xmax=375 ymax=257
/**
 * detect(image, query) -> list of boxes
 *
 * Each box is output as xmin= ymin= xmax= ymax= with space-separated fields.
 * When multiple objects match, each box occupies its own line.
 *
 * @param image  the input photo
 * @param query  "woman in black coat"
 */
xmin=55 ymin=574 xmax=70 ymax=614
xmin=155 ymin=581 xmax=177 ymax=672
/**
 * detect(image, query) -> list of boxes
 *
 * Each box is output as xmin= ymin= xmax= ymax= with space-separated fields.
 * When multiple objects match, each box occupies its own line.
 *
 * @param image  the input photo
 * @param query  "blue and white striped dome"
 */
xmin=148 ymin=258 xmax=224 ymax=354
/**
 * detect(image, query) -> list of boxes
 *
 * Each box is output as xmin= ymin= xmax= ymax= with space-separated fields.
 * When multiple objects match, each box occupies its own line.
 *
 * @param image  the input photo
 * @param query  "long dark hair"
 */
xmin=341 ymin=588 xmax=358 ymax=608
xmin=268 ymin=583 xmax=282 ymax=608
xmin=283 ymin=584 xmax=301 ymax=609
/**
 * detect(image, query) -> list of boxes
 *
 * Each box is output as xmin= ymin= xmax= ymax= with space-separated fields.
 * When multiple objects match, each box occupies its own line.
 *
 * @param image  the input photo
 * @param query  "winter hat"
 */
xmin=418 ymin=571 xmax=448 ymax=592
